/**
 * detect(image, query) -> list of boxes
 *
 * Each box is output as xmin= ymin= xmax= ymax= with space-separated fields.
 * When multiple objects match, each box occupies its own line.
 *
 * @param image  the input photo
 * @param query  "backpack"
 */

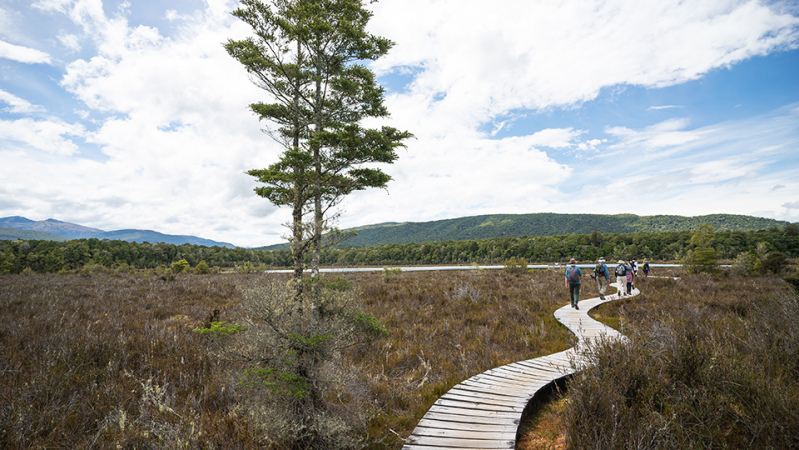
xmin=615 ymin=264 xmax=626 ymax=277
xmin=567 ymin=266 xmax=580 ymax=283
xmin=595 ymin=263 xmax=605 ymax=277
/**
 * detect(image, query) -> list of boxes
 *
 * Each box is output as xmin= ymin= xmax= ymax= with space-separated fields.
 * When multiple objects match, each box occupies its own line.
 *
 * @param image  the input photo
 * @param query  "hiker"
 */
xmin=592 ymin=257 xmax=610 ymax=300
xmin=614 ymin=260 xmax=627 ymax=297
xmin=626 ymin=260 xmax=635 ymax=294
xmin=642 ymin=258 xmax=650 ymax=278
xmin=565 ymin=258 xmax=582 ymax=309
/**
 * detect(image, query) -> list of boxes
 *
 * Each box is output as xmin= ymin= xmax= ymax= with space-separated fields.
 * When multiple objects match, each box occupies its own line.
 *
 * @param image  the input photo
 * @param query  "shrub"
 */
xmin=171 ymin=259 xmax=190 ymax=273
xmin=194 ymin=321 xmax=247 ymax=339
xmin=681 ymin=247 xmax=718 ymax=274
xmin=761 ymin=251 xmax=788 ymax=275
xmin=504 ymin=257 xmax=529 ymax=274
xmin=731 ymin=251 xmax=758 ymax=275
xmin=382 ymin=267 xmax=402 ymax=282
xmin=228 ymin=276 xmax=384 ymax=448
xmin=194 ymin=260 xmax=211 ymax=274
xmin=237 ymin=261 xmax=264 ymax=274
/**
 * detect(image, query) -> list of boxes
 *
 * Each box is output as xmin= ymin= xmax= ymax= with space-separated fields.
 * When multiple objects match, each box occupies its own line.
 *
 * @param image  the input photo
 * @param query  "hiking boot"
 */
xmin=599 ymin=293 xmax=605 ymax=300
xmin=575 ymin=304 xmax=579 ymax=310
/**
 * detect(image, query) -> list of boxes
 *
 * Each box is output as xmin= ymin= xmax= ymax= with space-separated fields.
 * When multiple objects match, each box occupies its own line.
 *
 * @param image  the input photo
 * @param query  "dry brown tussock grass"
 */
xmin=0 ymin=268 xmax=597 ymax=448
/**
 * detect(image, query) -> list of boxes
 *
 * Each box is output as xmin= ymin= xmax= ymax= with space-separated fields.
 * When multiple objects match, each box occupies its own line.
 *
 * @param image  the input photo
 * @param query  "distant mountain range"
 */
xmin=0 ymin=216 xmax=235 ymax=248
xmin=259 ymin=212 xmax=792 ymax=250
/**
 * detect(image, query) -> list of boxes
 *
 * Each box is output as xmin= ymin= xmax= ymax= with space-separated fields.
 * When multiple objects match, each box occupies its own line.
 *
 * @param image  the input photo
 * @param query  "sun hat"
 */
xmin=618 ymin=260 xmax=625 ymax=264
xmin=569 ymin=258 xmax=576 ymax=264
xmin=598 ymin=258 xmax=605 ymax=263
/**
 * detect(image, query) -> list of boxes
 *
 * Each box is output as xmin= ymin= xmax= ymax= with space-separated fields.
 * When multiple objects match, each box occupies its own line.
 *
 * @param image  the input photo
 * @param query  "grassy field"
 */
xmin=1 ymin=267 xmax=796 ymax=448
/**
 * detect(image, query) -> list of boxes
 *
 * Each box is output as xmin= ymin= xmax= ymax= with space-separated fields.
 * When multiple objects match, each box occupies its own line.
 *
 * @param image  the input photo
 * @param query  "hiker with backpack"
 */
xmin=565 ymin=258 xmax=582 ymax=309
xmin=626 ymin=260 xmax=636 ymax=294
xmin=592 ymin=258 xmax=610 ymax=300
xmin=615 ymin=260 xmax=628 ymax=297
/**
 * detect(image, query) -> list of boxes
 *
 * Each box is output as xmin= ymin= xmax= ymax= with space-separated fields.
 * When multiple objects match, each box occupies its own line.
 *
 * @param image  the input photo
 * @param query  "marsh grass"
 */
xmin=0 ymin=269 xmax=578 ymax=448
xmin=561 ymin=272 xmax=799 ymax=448
xmin=0 ymin=272 xmax=251 ymax=448
xmin=7 ymin=267 xmax=787 ymax=448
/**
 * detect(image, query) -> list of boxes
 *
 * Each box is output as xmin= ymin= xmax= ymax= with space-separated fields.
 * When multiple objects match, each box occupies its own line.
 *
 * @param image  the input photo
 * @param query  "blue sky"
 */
xmin=1 ymin=0 xmax=798 ymax=247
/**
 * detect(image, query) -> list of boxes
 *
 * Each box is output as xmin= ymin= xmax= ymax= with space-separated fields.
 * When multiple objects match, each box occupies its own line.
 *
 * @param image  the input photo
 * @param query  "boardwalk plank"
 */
xmin=406 ymin=435 xmax=515 ymax=449
xmin=417 ymin=412 xmax=519 ymax=426
xmin=411 ymin=426 xmax=517 ymax=441
xmin=425 ymin=404 xmax=520 ymax=419
xmin=415 ymin=418 xmax=516 ymax=433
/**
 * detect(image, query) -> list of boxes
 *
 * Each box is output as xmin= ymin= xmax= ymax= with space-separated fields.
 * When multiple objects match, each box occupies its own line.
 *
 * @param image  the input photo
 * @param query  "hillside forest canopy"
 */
xmin=2 ymin=225 xmax=798 ymax=274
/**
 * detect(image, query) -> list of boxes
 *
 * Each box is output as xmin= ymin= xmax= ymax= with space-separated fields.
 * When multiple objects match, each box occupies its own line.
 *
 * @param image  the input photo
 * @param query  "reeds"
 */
xmin=0 ymin=269 xmax=578 ymax=448
xmin=561 ymin=273 xmax=799 ymax=448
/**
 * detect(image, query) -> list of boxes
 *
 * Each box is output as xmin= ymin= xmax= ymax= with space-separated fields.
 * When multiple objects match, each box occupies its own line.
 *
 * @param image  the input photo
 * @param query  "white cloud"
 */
xmin=57 ymin=32 xmax=82 ymax=52
xmin=0 ymin=118 xmax=86 ymax=156
xmin=369 ymin=0 xmax=799 ymax=121
xmin=648 ymin=105 xmax=684 ymax=110
xmin=0 ymin=39 xmax=52 ymax=64
xmin=32 ymin=0 xmax=72 ymax=13
xmin=605 ymin=118 xmax=710 ymax=150
xmin=566 ymin=104 xmax=799 ymax=223
xmin=10 ymin=0 xmax=288 ymax=246
xmin=527 ymin=128 xmax=584 ymax=149
xmin=0 ymin=90 xmax=45 ymax=114
xmin=340 ymin=133 xmax=571 ymax=227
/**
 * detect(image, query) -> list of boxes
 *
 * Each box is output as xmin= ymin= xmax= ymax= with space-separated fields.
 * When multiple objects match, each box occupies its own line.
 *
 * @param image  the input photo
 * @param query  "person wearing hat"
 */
xmin=614 ymin=260 xmax=628 ymax=297
xmin=565 ymin=258 xmax=582 ymax=309
xmin=592 ymin=257 xmax=610 ymax=300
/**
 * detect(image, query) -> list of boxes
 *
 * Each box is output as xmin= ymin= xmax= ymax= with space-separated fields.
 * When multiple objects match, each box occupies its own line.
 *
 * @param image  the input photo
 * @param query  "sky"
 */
xmin=1 ymin=0 xmax=798 ymax=248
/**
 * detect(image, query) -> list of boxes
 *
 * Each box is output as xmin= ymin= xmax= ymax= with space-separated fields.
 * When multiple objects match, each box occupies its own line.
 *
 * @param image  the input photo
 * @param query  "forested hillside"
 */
xmin=2 ymin=225 xmax=797 ymax=273
xmin=261 ymin=213 xmax=790 ymax=249
xmin=0 ymin=227 xmax=69 ymax=242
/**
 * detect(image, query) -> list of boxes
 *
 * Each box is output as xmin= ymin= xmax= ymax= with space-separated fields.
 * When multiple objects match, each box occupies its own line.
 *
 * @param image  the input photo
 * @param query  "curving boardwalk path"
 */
xmin=402 ymin=287 xmax=639 ymax=449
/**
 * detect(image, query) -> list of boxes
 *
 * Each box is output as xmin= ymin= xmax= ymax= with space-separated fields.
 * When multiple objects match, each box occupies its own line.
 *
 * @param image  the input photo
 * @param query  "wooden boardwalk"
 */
xmin=403 ymin=287 xmax=639 ymax=449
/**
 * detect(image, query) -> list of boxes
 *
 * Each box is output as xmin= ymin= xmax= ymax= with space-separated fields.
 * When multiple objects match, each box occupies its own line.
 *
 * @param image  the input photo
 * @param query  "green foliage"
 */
xmin=236 ymin=261 xmax=264 ymax=274
xmin=682 ymin=247 xmax=718 ymax=274
xmin=3 ymin=219 xmax=798 ymax=274
xmin=351 ymin=312 xmax=387 ymax=338
xmin=227 ymin=0 xmax=411 ymax=294
xmin=731 ymin=251 xmax=759 ymax=275
xmin=681 ymin=225 xmax=719 ymax=274
xmin=503 ymin=257 xmax=529 ymax=274
xmin=171 ymin=259 xmax=190 ymax=273
xmin=296 ymin=213 xmax=792 ymax=249
xmin=193 ymin=321 xmax=247 ymax=339
xmin=194 ymin=260 xmax=211 ymax=274
xmin=382 ymin=266 xmax=402 ymax=282
xmin=303 ymin=275 xmax=352 ymax=292
xmin=761 ymin=251 xmax=788 ymax=275
xmin=241 ymin=367 xmax=309 ymax=399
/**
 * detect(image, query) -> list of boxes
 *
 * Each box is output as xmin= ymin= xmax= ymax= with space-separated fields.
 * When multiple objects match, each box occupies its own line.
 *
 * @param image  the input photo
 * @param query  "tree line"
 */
xmin=306 ymin=213 xmax=790 ymax=249
xmin=2 ymin=225 xmax=797 ymax=274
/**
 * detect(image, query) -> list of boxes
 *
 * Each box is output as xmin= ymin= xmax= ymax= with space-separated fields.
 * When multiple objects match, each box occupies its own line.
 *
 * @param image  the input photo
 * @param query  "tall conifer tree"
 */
xmin=226 ymin=0 xmax=410 ymax=298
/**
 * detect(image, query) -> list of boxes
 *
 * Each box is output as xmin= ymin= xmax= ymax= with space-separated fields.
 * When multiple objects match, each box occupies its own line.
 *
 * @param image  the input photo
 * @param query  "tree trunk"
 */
xmin=291 ymin=39 xmax=305 ymax=308
xmin=311 ymin=53 xmax=324 ymax=303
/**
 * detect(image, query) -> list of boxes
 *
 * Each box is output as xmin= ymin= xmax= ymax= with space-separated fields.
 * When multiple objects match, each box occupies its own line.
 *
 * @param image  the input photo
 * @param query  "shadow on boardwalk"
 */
xmin=403 ymin=288 xmax=639 ymax=449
